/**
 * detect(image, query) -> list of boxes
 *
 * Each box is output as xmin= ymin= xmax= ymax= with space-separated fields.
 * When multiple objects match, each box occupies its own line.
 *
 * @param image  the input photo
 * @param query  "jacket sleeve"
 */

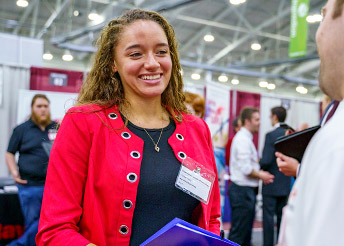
xmin=36 ymin=111 xmax=92 ymax=245
xmin=260 ymin=133 xmax=275 ymax=170
xmin=203 ymin=120 xmax=221 ymax=235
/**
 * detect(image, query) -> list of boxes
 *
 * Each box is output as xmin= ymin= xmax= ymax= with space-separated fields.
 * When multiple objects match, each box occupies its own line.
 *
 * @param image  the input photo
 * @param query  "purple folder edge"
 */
xmin=140 ymin=217 xmax=239 ymax=246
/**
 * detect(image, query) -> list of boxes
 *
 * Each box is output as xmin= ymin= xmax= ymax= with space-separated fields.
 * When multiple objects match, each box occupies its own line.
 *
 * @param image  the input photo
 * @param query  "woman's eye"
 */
xmin=129 ymin=52 xmax=141 ymax=57
xmin=157 ymin=50 xmax=168 ymax=55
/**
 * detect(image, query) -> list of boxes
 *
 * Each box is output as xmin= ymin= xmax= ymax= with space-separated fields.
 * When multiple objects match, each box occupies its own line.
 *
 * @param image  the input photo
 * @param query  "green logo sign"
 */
xmin=289 ymin=0 xmax=309 ymax=58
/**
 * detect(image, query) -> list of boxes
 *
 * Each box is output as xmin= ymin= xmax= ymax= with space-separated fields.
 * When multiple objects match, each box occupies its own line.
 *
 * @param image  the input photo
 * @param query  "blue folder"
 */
xmin=140 ymin=218 xmax=239 ymax=246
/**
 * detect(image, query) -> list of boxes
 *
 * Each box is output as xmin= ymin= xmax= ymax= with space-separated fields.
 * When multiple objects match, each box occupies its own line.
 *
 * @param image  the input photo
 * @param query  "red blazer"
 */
xmin=36 ymin=104 xmax=221 ymax=246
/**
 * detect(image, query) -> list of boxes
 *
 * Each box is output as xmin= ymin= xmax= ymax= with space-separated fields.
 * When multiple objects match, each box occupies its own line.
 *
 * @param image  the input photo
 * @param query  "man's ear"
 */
xmin=272 ymin=114 xmax=277 ymax=122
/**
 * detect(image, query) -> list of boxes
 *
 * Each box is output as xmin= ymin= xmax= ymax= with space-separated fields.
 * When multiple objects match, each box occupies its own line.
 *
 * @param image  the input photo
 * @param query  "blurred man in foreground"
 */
xmin=278 ymin=0 xmax=344 ymax=245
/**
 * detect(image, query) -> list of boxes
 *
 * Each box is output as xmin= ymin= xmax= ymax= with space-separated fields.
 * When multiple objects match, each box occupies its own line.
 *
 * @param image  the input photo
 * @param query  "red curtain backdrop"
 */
xmin=228 ymin=90 xmax=261 ymax=149
xmin=30 ymin=67 xmax=83 ymax=93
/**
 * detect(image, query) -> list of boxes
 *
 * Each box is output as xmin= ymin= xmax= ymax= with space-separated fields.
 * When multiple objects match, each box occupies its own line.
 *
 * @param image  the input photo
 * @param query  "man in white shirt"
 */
xmin=228 ymin=107 xmax=274 ymax=246
xmin=260 ymin=107 xmax=291 ymax=246
xmin=278 ymin=0 xmax=344 ymax=245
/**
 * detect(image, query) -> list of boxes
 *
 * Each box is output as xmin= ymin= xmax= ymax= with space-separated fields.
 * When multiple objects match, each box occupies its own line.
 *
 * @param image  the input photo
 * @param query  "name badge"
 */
xmin=48 ymin=129 xmax=57 ymax=141
xmin=175 ymin=157 xmax=215 ymax=204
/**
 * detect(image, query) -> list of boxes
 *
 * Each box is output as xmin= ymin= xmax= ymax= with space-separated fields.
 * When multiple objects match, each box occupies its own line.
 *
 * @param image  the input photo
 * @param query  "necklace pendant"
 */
xmin=155 ymin=146 xmax=160 ymax=152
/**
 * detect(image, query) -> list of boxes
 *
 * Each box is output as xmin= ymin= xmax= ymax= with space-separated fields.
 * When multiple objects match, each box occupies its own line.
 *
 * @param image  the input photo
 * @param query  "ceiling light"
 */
xmin=62 ymin=50 xmax=73 ymax=61
xmin=259 ymin=80 xmax=269 ymax=88
xmin=299 ymin=88 xmax=308 ymax=94
xmin=231 ymin=77 xmax=239 ymax=85
xmin=267 ymin=83 xmax=276 ymax=90
xmin=306 ymin=14 xmax=323 ymax=23
xmin=251 ymin=42 xmax=261 ymax=51
xmin=204 ymin=34 xmax=215 ymax=42
xmin=16 ymin=0 xmax=28 ymax=7
xmin=218 ymin=73 xmax=228 ymax=83
xmin=229 ymin=0 xmax=246 ymax=5
xmin=296 ymin=85 xmax=303 ymax=93
xmin=43 ymin=51 xmax=53 ymax=61
xmin=88 ymin=10 xmax=104 ymax=23
xmin=191 ymin=73 xmax=201 ymax=80
xmin=73 ymin=10 xmax=80 ymax=17
xmin=296 ymin=85 xmax=308 ymax=94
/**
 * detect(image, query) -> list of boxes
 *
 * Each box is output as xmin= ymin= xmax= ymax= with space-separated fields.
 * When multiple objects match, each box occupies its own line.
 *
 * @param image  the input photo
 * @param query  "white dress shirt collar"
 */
xmin=241 ymin=127 xmax=253 ymax=140
xmin=273 ymin=122 xmax=281 ymax=129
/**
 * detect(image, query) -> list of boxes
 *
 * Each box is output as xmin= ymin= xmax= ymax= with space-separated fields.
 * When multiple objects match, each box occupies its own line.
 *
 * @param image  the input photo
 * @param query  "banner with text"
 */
xmin=289 ymin=0 xmax=309 ymax=58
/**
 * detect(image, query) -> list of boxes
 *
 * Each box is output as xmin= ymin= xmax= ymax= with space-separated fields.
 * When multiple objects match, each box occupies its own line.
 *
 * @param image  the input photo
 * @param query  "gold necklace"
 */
xmin=120 ymin=106 xmax=165 ymax=152
xmin=143 ymin=127 xmax=163 ymax=152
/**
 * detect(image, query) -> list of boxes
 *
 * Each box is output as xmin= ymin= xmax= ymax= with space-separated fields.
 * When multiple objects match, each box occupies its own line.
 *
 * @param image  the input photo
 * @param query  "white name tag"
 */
xmin=48 ymin=129 xmax=57 ymax=141
xmin=175 ymin=157 xmax=215 ymax=204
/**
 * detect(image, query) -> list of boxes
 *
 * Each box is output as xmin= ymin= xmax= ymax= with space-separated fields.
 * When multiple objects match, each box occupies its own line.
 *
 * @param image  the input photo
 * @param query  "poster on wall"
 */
xmin=17 ymin=89 xmax=78 ymax=125
xmin=204 ymin=82 xmax=230 ymax=148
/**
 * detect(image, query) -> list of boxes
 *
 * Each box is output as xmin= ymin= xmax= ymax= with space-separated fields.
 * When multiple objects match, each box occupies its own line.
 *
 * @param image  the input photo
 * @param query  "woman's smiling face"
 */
xmin=113 ymin=20 xmax=172 ymax=101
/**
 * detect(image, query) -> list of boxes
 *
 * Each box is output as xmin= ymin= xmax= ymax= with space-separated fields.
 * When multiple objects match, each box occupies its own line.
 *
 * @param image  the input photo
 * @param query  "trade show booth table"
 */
xmin=0 ymin=178 xmax=24 ymax=245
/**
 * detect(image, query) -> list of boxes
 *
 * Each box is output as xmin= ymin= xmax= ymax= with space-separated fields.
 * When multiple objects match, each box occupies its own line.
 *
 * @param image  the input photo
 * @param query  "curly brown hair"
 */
xmin=76 ymin=9 xmax=186 ymax=121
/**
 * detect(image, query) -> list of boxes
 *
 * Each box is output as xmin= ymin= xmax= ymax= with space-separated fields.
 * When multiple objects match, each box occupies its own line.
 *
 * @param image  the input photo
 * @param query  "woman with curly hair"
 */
xmin=36 ymin=9 xmax=220 ymax=246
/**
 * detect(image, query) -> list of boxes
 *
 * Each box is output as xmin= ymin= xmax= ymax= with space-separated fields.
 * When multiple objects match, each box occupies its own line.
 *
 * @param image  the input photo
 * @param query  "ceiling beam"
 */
xmin=285 ymin=59 xmax=320 ymax=76
xmin=176 ymin=15 xmax=290 ymax=43
xmin=30 ymin=0 xmax=40 ymax=37
xmin=180 ymin=59 xmax=318 ymax=85
xmin=179 ymin=8 xmax=233 ymax=53
xmin=206 ymin=6 xmax=292 ymax=65
xmin=50 ymin=0 xmax=197 ymax=45
xmin=13 ymin=0 xmax=39 ymax=35
xmin=230 ymin=54 xmax=319 ymax=68
xmin=36 ymin=0 xmax=72 ymax=39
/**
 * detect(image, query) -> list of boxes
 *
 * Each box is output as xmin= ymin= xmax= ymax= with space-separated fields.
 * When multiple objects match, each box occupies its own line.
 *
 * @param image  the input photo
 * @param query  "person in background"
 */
xmin=222 ymin=117 xmax=241 ymax=234
xmin=228 ymin=107 xmax=274 ymax=246
xmin=184 ymin=91 xmax=205 ymax=118
xmin=225 ymin=117 xmax=241 ymax=167
xmin=5 ymin=94 xmax=57 ymax=246
xmin=276 ymin=95 xmax=339 ymax=178
xmin=260 ymin=107 xmax=291 ymax=246
xmin=36 ymin=9 xmax=221 ymax=246
xmin=278 ymin=0 xmax=344 ymax=245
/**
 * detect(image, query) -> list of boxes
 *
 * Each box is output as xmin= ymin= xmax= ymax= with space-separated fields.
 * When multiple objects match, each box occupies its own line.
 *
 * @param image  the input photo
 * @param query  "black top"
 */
xmin=7 ymin=119 xmax=57 ymax=185
xmin=124 ymin=117 xmax=199 ymax=246
xmin=260 ymin=126 xmax=291 ymax=196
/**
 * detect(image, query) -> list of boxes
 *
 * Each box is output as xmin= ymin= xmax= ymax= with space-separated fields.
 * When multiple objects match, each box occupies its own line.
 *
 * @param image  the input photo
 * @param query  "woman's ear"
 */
xmin=112 ymin=61 xmax=117 ymax=73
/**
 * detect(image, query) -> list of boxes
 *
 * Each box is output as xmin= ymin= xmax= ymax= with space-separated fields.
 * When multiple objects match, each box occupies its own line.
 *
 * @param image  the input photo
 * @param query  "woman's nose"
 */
xmin=144 ymin=53 xmax=160 ymax=70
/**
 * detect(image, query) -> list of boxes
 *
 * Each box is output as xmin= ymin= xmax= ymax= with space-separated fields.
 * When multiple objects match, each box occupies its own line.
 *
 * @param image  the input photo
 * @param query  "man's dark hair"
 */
xmin=232 ymin=117 xmax=240 ymax=128
xmin=333 ymin=0 xmax=344 ymax=18
xmin=31 ymin=94 xmax=50 ymax=107
xmin=271 ymin=106 xmax=287 ymax=122
xmin=240 ymin=107 xmax=259 ymax=126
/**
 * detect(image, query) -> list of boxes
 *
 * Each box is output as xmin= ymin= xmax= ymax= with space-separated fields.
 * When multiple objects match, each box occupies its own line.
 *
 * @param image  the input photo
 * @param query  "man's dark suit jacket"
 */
xmin=260 ymin=126 xmax=291 ymax=196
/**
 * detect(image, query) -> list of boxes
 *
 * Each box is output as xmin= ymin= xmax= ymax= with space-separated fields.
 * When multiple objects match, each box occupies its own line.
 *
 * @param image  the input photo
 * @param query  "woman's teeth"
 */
xmin=140 ymin=75 xmax=160 ymax=80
